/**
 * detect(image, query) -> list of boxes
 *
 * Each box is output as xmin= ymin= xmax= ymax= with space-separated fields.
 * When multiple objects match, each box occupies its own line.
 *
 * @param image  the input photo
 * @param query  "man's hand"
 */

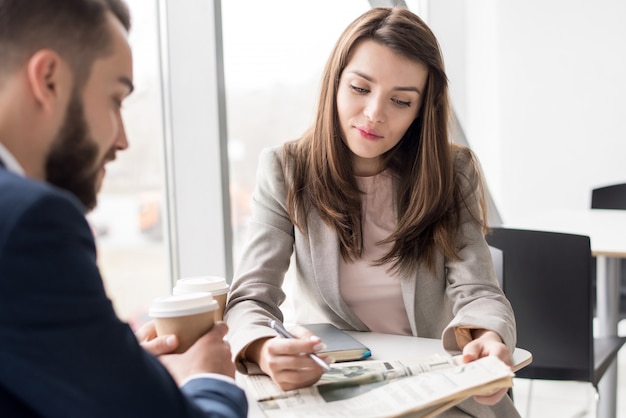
xmin=462 ymin=329 xmax=512 ymax=406
xmin=246 ymin=325 xmax=332 ymax=391
xmin=135 ymin=320 xmax=179 ymax=356
xmin=159 ymin=321 xmax=237 ymax=385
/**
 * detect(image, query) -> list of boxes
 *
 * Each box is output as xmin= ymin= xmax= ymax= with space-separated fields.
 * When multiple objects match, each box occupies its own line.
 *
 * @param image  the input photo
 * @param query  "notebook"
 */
xmin=303 ymin=323 xmax=372 ymax=362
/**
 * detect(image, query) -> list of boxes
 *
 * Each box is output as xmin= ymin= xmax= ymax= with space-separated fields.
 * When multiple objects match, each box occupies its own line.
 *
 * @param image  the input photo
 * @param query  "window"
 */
xmin=222 ymin=0 xmax=370 ymax=267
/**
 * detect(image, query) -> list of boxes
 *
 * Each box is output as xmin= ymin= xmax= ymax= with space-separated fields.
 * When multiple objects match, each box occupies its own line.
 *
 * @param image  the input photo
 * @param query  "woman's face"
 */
xmin=336 ymin=40 xmax=428 ymax=176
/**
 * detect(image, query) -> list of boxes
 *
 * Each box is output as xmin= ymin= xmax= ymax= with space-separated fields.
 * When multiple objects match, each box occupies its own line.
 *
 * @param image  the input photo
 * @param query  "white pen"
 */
xmin=268 ymin=319 xmax=331 ymax=371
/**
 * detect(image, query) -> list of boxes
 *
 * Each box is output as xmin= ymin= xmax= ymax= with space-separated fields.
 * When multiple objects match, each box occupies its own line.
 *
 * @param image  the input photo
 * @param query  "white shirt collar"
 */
xmin=0 ymin=142 xmax=26 ymax=176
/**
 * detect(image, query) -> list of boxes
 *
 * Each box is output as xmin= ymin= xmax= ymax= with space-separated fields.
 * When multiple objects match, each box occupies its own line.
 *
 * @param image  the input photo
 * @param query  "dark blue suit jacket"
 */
xmin=0 ymin=162 xmax=247 ymax=418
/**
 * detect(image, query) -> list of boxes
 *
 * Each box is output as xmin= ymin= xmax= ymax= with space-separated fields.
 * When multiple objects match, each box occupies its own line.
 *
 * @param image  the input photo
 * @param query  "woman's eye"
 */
xmin=392 ymin=98 xmax=412 ymax=108
xmin=350 ymin=85 xmax=369 ymax=94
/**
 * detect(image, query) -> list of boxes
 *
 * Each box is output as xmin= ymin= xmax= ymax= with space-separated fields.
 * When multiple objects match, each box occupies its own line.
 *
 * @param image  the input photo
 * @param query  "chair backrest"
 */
xmin=488 ymin=245 xmax=504 ymax=289
xmin=591 ymin=183 xmax=626 ymax=210
xmin=486 ymin=227 xmax=594 ymax=382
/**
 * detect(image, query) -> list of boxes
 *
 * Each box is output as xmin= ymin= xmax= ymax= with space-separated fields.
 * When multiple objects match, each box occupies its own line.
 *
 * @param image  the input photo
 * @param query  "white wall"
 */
xmin=429 ymin=0 xmax=626 ymax=224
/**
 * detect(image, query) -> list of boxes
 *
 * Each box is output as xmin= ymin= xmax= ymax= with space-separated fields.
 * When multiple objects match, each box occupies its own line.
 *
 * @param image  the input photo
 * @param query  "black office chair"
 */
xmin=486 ymin=227 xmax=626 ymax=413
xmin=488 ymin=246 xmax=504 ymax=288
xmin=591 ymin=183 xmax=626 ymax=210
xmin=591 ymin=183 xmax=626 ymax=320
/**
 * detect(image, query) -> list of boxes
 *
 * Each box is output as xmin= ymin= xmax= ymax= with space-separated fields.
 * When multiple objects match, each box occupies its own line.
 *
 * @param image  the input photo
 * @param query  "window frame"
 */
xmin=159 ymin=0 xmax=233 ymax=284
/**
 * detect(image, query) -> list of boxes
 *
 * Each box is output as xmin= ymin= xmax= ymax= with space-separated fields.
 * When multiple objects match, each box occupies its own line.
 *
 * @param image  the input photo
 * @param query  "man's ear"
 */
xmin=25 ymin=50 xmax=71 ymax=112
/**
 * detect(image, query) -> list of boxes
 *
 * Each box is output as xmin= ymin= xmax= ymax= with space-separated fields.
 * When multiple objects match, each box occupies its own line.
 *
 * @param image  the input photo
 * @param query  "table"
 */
xmin=506 ymin=208 xmax=626 ymax=418
xmin=240 ymin=332 xmax=533 ymax=417
xmin=344 ymin=332 xmax=532 ymax=371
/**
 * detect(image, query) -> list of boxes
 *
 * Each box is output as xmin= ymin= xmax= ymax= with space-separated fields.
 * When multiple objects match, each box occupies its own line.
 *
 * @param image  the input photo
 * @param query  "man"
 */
xmin=0 ymin=1 xmax=247 ymax=417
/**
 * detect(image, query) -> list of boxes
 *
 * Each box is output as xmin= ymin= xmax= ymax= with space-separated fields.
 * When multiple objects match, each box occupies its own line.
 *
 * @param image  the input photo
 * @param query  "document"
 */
xmin=244 ymin=353 xmax=514 ymax=418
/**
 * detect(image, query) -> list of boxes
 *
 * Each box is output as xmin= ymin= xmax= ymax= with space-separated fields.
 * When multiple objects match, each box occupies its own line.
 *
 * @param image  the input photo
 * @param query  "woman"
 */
xmin=225 ymin=7 xmax=518 ymax=417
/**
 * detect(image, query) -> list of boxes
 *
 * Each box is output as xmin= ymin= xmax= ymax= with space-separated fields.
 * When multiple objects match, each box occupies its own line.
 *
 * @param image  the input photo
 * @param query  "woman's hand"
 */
xmin=246 ymin=325 xmax=332 ymax=391
xmin=461 ymin=329 xmax=512 ymax=406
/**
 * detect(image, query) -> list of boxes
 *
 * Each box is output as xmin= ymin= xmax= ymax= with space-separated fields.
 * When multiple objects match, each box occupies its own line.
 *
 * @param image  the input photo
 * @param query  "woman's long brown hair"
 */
xmin=284 ymin=7 xmax=487 ymax=277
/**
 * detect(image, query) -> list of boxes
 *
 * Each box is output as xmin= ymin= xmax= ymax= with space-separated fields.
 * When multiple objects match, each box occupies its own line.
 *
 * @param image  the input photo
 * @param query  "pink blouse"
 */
xmin=339 ymin=171 xmax=412 ymax=336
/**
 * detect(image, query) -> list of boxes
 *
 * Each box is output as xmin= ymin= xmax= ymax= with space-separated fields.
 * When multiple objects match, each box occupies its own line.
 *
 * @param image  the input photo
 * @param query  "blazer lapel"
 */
xmin=389 ymin=174 xmax=420 ymax=337
xmin=400 ymin=271 xmax=418 ymax=336
xmin=307 ymin=213 xmax=368 ymax=331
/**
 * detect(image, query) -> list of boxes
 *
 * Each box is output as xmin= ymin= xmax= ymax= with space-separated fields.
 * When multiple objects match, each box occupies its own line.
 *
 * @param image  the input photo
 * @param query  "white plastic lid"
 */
xmin=173 ymin=276 xmax=229 ymax=295
xmin=148 ymin=292 xmax=217 ymax=318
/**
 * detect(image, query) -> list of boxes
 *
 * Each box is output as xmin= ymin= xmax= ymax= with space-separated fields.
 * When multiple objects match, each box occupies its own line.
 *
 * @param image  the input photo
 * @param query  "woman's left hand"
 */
xmin=461 ymin=329 xmax=512 ymax=406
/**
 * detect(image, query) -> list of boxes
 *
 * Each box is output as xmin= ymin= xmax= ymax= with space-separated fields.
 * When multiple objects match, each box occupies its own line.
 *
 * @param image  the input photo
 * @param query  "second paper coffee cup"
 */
xmin=149 ymin=292 xmax=218 ymax=354
xmin=173 ymin=276 xmax=230 ymax=320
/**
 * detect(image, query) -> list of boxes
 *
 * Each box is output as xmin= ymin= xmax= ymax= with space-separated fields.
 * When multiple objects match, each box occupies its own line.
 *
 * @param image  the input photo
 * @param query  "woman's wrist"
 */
xmin=471 ymin=329 xmax=502 ymax=343
xmin=242 ymin=337 xmax=272 ymax=364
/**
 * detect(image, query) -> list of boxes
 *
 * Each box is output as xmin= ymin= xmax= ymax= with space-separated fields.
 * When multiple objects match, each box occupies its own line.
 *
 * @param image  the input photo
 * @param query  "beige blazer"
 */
xmin=225 ymin=146 xmax=519 ymax=417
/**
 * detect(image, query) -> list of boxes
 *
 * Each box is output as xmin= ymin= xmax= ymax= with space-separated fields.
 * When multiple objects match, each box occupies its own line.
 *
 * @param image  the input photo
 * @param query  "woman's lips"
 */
xmin=356 ymin=127 xmax=382 ymax=140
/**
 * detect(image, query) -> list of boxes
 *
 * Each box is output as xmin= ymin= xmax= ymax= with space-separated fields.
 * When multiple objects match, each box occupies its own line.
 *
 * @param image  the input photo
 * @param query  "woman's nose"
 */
xmin=363 ymin=96 xmax=385 ymax=123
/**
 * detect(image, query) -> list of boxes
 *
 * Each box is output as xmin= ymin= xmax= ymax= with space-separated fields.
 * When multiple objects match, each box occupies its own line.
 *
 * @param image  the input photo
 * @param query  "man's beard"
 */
xmin=45 ymin=93 xmax=108 ymax=212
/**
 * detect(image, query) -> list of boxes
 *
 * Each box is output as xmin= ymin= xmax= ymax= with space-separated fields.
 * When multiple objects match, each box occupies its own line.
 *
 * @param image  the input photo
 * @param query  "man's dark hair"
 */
xmin=0 ymin=0 xmax=131 ymax=88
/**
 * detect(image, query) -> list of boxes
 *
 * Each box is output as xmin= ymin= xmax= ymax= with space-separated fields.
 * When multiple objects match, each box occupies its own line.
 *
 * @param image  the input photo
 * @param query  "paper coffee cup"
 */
xmin=149 ymin=292 xmax=218 ymax=354
xmin=173 ymin=276 xmax=230 ymax=320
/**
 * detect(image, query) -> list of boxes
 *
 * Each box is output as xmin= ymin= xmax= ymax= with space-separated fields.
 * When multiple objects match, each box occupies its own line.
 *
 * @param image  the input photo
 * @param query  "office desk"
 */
xmin=240 ymin=332 xmax=532 ymax=418
xmin=506 ymin=208 xmax=626 ymax=418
